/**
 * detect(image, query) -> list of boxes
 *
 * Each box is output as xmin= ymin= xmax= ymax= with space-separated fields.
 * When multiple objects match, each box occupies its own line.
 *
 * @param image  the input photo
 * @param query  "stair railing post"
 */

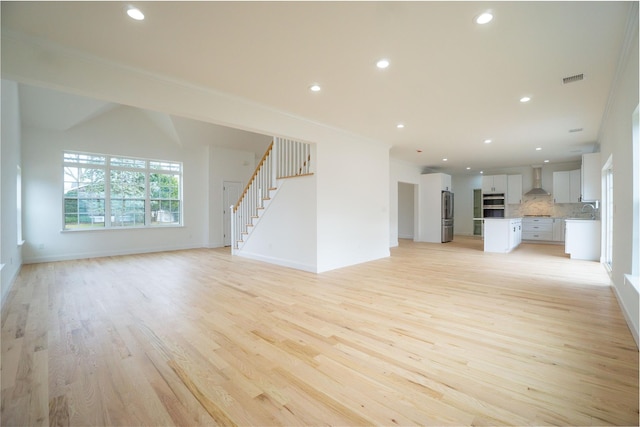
xmin=272 ymin=138 xmax=278 ymax=185
xmin=230 ymin=204 xmax=236 ymax=254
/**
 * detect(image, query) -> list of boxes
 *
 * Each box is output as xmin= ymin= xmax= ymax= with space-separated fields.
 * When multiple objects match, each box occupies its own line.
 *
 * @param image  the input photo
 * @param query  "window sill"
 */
xmin=61 ymin=224 xmax=184 ymax=233
xmin=625 ymin=274 xmax=639 ymax=293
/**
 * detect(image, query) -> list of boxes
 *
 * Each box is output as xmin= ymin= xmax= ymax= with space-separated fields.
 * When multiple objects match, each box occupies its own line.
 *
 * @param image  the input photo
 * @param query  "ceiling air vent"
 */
xmin=563 ymin=73 xmax=584 ymax=84
xmin=569 ymin=128 xmax=584 ymax=133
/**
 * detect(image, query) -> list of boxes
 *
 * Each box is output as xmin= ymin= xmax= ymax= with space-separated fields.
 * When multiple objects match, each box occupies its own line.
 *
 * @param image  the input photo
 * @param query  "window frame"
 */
xmin=602 ymin=155 xmax=613 ymax=274
xmin=62 ymin=151 xmax=183 ymax=231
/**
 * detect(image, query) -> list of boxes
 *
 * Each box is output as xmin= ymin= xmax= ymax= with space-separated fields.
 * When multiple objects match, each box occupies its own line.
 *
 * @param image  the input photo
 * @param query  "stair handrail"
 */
xmin=231 ymin=138 xmax=313 ymax=251
xmin=234 ymin=141 xmax=274 ymax=211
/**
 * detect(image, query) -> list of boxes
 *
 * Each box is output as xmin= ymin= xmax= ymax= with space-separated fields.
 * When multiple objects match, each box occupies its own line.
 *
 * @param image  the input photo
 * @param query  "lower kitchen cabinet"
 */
xmin=565 ymin=220 xmax=601 ymax=260
xmin=522 ymin=217 xmax=553 ymax=241
xmin=484 ymin=218 xmax=522 ymax=253
xmin=552 ymin=218 xmax=566 ymax=242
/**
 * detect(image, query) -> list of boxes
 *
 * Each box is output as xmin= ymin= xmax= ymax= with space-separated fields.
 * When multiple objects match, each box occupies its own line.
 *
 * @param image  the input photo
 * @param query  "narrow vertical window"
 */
xmin=63 ymin=153 xmax=107 ymax=229
xmin=17 ymin=165 xmax=24 ymax=244
xmin=603 ymin=156 xmax=614 ymax=270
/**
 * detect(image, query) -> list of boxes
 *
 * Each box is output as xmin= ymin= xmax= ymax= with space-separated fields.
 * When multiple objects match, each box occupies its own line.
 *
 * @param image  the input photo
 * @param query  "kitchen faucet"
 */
xmin=581 ymin=203 xmax=596 ymax=220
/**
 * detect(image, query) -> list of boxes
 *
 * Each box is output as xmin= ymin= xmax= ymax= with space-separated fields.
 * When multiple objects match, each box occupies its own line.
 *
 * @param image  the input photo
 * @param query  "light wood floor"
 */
xmin=2 ymin=237 xmax=638 ymax=426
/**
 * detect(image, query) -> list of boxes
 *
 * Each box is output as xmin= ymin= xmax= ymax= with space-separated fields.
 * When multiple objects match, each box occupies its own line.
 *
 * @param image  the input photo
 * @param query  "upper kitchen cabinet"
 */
xmin=507 ymin=174 xmax=523 ymax=204
xmin=482 ymin=174 xmax=507 ymax=194
xmin=581 ymin=153 xmax=601 ymax=201
xmin=440 ymin=174 xmax=452 ymax=191
xmin=553 ymin=170 xmax=581 ymax=203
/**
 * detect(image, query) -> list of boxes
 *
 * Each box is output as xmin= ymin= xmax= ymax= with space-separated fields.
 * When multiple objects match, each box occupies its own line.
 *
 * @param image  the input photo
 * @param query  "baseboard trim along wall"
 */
xmin=237 ymin=251 xmax=317 ymax=274
xmin=614 ymin=275 xmax=639 ymax=349
xmin=22 ymin=244 xmax=205 ymax=264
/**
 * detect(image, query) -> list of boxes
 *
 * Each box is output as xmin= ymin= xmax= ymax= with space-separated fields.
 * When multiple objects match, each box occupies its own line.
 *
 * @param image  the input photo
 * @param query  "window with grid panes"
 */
xmin=63 ymin=151 xmax=182 ymax=230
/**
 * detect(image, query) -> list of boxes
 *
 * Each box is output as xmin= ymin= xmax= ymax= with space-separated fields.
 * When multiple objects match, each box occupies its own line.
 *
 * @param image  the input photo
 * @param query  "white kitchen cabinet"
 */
xmin=581 ymin=152 xmax=601 ymax=201
xmin=507 ymin=174 xmax=523 ymax=204
xmin=482 ymin=174 xmax=507 ymax=194
xmin=418 ymin=173 xmax=452 ymax=243
xmin=440 ymin=174 xmax=452 ymax=191
xmin=553 ymin=170 xmax=581 ymax=203
xmin=570 ymin=169 xmax=581 ymax=202
xmin=509 ymin=219 xmax=522 ymax=249
xmin=553 ymin=171 xmax=570 ymax=202
xmin=565 ymin=220 xmax=601 ymax=260
xmin=552 ymin=218 xmax=565 ymax=242
xmin=484 ymin=218 xmax=522 ymax=253
xmin=522 ymin=217 xmax=553 ymax=241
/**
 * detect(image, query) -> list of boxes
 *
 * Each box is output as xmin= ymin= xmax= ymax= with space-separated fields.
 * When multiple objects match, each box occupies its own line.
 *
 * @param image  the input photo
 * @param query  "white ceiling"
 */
xmin=1 ymin=1 xmax=634 ymax=173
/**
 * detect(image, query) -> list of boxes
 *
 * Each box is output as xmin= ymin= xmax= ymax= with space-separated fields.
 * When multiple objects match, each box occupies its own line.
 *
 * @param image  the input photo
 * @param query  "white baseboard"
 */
xmin=237 ymin=251 xmax=317 ymax=273
xmin=1 ymin=264 xmax=22 ymax=310
xmin=614 ymin=275 xmax=639 ymax=349
xmin=23 ymin=244 xmax=205 ymax=264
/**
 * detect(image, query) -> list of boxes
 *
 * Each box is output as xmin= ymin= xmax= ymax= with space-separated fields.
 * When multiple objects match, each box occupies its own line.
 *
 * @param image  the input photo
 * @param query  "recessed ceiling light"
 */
xmin=442 ymin=158 xmax=448 ymax=162
xmin=544 ymin=160 xmax=550 ymax=163
xmin=127 ymin=6 xmax=145 ymax=20
xmin=536 ymin=147 xmax=542 ymax=151
xmin=396 ymin=123 xmax=405 ymax=129
xmin=309 ymin=84 xmax=321 ymax=92
xmin=520 ymin=96 xmax=531 ymax=103
xmin=475 ymin=12 xmax=494 ymax=25
xmin=376 ymin=59 xmax=390 ymax=69
xmin=466 ymin=167 xmax=471 ymax=170
xmin=480 ymin=171 xmax=484 ymax=174
xmin=484 ymin=139 xmax=492 ymax=144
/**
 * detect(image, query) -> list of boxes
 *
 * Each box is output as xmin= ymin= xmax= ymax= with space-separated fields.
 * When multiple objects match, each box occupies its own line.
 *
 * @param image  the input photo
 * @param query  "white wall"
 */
xmin=597 ymin=13 xmax=639 ymax=346
xmin=389 ymin=159 xmax=422 ymax=247
xmin=1 ymin=80 xmax=23 ymax=305
xmin=240 ymin=175 xmax=317 ymax=272
xmin=397 ymin=182 xmax=415 ymax=239
xmin=316 ymin=140 xmax=390 ymax=272
xmin=21 ymin=106 xmax=210 ymax=262
xmin=209 ymin=146 xmax=256 ymax=248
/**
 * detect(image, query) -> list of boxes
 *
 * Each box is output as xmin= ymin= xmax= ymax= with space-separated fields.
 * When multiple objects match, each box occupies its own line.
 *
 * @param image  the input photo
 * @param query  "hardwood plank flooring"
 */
xmin=1 ymin=237 xmax=638 ymax=426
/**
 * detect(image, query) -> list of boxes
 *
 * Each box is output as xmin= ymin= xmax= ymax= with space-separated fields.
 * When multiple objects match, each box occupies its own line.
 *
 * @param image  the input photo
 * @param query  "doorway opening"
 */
xmin=473 ymin=188 xmax=482 ymax=236
xmin=398 ymin=182 xmax=417 ymax=240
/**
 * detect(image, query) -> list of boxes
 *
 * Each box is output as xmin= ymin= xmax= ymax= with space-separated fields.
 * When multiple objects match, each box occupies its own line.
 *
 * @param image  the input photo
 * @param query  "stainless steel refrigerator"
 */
xmin=442 ymin=191 xmax=454 ymax=242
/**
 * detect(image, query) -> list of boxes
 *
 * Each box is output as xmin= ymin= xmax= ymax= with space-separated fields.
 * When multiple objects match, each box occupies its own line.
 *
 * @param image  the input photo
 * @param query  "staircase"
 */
xmin=231 ymin=137 xmax=312 ymax=254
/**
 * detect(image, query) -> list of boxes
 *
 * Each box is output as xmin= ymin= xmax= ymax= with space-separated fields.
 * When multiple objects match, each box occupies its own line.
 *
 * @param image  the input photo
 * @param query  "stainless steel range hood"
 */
xmin=524 ymin=167 xmax=550 ymax=196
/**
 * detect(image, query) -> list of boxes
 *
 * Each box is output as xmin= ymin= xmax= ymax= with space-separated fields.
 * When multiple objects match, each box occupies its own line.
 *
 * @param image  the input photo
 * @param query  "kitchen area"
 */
xmin=409 ymin=152 xmax=603 ymax=262
xmin=481 ymin=152 xmax=601 ymax=260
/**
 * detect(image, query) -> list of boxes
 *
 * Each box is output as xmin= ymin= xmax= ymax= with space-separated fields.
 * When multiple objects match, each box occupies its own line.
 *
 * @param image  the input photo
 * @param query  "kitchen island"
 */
xmin=484 ymin=218 xmax=522 ymax=253
xmin=565 ymin=219 xmax=601 ymax=260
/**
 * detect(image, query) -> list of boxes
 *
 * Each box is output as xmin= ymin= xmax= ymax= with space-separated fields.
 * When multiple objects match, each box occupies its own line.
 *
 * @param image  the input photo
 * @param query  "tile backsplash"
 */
xmin=507 ymin=194 xmax=599 ymax=219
